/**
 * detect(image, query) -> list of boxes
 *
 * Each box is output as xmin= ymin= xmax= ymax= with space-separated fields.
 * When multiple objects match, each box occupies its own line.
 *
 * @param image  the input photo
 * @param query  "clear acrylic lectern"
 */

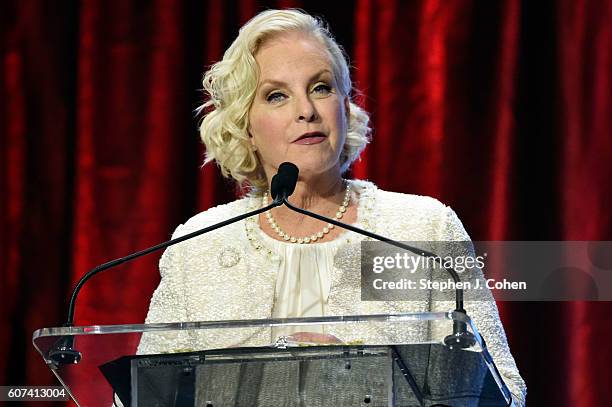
xmin=33 ymin=312 xmax=514 ymax=406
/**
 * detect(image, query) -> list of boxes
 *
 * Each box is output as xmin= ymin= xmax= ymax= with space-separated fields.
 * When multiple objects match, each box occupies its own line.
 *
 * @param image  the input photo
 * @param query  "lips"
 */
xmin=293 ymin=132 xmax=327 ymax=145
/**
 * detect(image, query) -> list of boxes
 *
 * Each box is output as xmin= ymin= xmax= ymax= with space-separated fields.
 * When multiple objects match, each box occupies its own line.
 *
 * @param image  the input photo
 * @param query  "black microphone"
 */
xmin=276 ymin=163 xmax=475 ymax=349
xmin=270 ymin=162 xmax=299 ymax=202
xmin=48 ymin=170 xmax=290 ymax=366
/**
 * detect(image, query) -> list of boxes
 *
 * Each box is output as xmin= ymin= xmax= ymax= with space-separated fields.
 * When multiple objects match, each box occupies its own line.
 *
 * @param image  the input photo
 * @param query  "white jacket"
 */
xmin=138 ymin=180 xmax=526 ymax=405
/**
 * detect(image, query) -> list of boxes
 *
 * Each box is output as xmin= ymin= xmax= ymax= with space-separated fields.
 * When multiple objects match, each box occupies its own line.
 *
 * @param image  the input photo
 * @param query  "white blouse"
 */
xmin=258 ymin=182 xmax=364 ymax=339
xmin=262 ymin=230 xmax=345 ymax=338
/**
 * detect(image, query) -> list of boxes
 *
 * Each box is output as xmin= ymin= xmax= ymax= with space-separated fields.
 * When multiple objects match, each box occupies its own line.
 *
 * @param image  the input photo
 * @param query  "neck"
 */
xmin=263 ymin=166 xmax=348 ymax=227
xmin=258 ymin=167 xmax=357 ymax=242
xmin=273 ymin=168 xmax=345 ymax=210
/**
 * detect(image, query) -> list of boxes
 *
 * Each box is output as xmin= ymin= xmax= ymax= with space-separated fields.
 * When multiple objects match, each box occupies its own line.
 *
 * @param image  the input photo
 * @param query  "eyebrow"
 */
xmin=259 ymin=69 xmax=333 ymax=89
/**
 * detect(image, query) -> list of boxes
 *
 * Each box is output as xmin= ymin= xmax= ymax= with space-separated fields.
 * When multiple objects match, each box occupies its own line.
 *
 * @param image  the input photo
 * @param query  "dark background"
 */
xmin=2 ymin=0 xmax=611 ymax=405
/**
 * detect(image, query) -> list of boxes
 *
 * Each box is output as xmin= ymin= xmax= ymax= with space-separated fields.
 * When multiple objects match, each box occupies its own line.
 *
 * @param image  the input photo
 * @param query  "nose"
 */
xmin=295 ymin=94 xmax=318 ymax=122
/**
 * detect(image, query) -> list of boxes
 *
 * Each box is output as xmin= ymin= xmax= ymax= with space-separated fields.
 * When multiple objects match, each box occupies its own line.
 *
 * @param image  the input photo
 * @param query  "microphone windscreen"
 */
xmin=270 ymin=162 xmax=299 ymax=200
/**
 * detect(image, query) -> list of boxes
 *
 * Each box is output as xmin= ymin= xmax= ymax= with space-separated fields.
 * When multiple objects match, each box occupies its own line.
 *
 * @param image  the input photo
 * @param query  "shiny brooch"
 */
xmin=217 ymin=246 xmax=241 ymax=268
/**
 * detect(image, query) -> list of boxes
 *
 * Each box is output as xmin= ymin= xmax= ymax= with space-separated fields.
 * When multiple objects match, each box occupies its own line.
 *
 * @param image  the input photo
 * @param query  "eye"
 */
xmin=312 ymin=83 xmax=332 ymax=95
xmin=266 ymin=92 xmax=286 ymax=103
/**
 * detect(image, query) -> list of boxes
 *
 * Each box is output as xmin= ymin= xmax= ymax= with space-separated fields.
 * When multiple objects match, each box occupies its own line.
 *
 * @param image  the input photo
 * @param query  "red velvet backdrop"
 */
xmin=2 ymin=0 xmax=611 ymax=405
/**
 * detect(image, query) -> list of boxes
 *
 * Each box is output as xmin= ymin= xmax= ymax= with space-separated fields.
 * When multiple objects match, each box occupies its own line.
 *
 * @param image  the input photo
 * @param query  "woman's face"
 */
xmin=248 ymin=32 xmax=349 ymax=183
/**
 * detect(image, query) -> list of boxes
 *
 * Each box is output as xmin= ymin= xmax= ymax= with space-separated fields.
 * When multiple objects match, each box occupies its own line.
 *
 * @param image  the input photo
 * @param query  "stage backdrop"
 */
xmin=2 ymin=0 xmax=611 ymax=405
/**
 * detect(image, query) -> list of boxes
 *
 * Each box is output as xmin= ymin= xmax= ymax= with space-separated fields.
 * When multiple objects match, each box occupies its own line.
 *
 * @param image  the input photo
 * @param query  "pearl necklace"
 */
xmin=262 ymin=182 xmax=351 ymax=244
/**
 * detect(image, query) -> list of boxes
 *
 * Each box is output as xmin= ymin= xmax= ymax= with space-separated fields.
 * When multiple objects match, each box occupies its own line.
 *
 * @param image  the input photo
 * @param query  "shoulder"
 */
xmin=354 ymin=178 xmax=449 ymax=218
xmin=157 ymin=197 xmax=251 ymax=277
xmin=379 ymin=188 xmax=448 ymax=215
xmin=352 ymin=179 xmax=469 ymax=241
xmin=172 ymin=197 xmax=250 ymax=238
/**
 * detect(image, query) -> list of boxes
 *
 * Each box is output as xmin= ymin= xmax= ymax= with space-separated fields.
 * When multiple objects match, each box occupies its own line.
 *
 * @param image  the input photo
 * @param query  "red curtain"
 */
xmin=2 ymin=0 xmax=611 ymax=405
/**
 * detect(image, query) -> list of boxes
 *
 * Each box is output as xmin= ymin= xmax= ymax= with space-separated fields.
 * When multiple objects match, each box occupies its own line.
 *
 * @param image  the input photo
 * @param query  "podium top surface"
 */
xmin=33 ymin=311 xmax=470 ymax=339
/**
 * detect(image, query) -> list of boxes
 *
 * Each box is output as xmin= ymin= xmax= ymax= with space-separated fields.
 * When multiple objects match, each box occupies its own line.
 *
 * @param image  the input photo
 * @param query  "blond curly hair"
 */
xmin=197 ymin=9 xmax=370 ymax=189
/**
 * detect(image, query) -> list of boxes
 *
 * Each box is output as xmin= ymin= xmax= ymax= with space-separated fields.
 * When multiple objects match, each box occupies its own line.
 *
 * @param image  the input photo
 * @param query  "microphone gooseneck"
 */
xmin=51 ymin=171 xmax=290 ymax=365
xmin=52 ymin=162 xmax=474 ymax=366
xmin=276 ymin=163 xmax=474 ymax=349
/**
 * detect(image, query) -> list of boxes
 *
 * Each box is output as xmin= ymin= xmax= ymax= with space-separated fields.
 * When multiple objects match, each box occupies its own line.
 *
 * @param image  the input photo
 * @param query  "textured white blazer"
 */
xmin=138 ymin=179 xmax=526 ymax=405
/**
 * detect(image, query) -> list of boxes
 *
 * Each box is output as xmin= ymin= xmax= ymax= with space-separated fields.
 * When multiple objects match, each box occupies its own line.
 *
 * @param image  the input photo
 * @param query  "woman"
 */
xmin=138 ymin=9 xmax=526 ymax=405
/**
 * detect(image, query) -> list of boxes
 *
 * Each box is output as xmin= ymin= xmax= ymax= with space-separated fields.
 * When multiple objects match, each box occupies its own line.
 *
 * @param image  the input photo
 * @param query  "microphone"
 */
xmin=48 ymin=170 xmax=290 ymax=366
xmin=275 ymin=162 xmax=475 ymax=349
xmin=270 ymin=162 xmax=299 ymax=202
